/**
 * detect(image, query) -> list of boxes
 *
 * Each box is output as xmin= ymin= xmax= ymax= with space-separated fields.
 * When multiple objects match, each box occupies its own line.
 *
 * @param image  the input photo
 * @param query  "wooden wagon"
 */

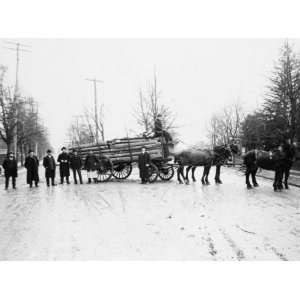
xmin=69 ymin=137 xmax=175 ymax=183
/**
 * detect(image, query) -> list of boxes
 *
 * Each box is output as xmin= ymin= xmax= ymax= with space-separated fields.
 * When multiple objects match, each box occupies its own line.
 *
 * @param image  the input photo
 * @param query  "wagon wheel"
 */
xmin=112 ymin=163 xmax=132 ymax=180
xmin=97 ymin=156 xmax=113 ymax=182
xmin=148 ymin=162 xmax=159 ymax=183
xmin=158 ymin=165 xmax=175 ymax=181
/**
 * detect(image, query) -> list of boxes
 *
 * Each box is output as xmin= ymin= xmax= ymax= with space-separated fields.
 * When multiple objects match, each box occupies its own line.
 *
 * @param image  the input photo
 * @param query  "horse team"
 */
xmin=174 ymin=141 xmax=298 ymax=191
xmin=1 ymin=140 xmax=298 ymax=192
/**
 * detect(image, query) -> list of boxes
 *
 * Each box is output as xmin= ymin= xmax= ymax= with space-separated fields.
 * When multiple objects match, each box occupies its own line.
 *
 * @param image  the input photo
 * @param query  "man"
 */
xmin=24 ymin=149 xmax=39 ymax=188
xmin=2 ymin=152 xmax=17 ymax=189
xmin=154 ymin=114 xmax=163 ymax=137
xmin=69 ymin=149 xmax=83 ymax=184
xmin=138 ymin=146 xmax=151 ymax=184
xmin=84 ymin=150 xmax=99 ymax=183
xmin=57 ymin=147 xmax=70 ymax=184
xmin=281 ymin=139 xmax=297 ymax=189
xmin=43 ymin=149 xmax=56 ymax=186
xmin=153 ymin=114 xmax=171 ymax=158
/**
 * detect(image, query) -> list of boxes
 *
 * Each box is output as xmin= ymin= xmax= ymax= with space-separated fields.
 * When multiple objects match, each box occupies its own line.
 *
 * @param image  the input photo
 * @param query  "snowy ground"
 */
xmin=0 ymin=166 xmax=299 ymax=260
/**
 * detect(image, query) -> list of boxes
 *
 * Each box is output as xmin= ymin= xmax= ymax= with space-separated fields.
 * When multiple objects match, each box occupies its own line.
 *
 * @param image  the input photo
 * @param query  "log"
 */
xmin=73 ymin=141 xmax=161 ymax=152
xmin=78 ymin=149 xmax=162 ymax=159
xmin=76 ymin=143 xmax=162 ymax=154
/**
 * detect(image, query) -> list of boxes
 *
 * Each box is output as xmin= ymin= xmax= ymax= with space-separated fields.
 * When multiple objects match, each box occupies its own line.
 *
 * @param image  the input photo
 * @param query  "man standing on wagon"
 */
xmin=57 ymin=147 xmax=70 ymax=184
xmin=138 ymin=146 xmax=151 ymax=184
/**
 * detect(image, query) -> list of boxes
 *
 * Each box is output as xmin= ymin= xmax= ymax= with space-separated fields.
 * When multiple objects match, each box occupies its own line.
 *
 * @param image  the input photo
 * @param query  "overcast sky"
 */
xmin=1 ymin=39 xmax=299 ymax=151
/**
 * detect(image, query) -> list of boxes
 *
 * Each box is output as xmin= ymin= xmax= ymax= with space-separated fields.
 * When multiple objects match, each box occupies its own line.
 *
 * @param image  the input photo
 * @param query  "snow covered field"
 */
xmin=0 ymin=167 xmax=299 ymax=260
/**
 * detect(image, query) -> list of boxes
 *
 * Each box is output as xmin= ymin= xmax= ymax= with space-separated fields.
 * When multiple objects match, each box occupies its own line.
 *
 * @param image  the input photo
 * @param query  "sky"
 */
xmin=1 ymin=39 xmax=299 ymax=152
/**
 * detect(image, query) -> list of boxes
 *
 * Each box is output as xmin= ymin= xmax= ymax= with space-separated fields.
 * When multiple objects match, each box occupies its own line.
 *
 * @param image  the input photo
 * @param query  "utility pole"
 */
xmin=85 ymin=78 xmax=103 ymax=144
xmin=3 ymin=40 xmax=31 ymax=158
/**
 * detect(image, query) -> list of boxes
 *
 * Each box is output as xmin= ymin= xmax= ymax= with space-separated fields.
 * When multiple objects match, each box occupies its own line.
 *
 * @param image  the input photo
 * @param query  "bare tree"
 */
xmin=0 ymin=66 xmax=17 ymax=152
xmin=208 ymin=101 xmax=244 ymax=147
xmin=67 ymin=103 xmax=105 ymax=146
xmin=134 ymin=72 xmax=176 ymax=135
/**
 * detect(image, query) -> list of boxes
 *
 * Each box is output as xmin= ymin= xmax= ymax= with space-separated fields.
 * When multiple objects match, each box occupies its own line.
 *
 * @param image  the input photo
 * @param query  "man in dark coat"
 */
xmin=153 ymin=114 xmax=171 ymax=158
xmin=24 ymin=149 xmax=39 ymax=188
xmin=69 ymin=149 xmax=83 ymax=184
xmin=138 ymin=147 xmax=151 ymax=183
xmin=2 ymin=152 xmax=18 ymax=189
xmin=154 ymin=114 xmax=163 ymax=137
xmin=43 ymin=149 xmax=56 ymax=186
xmin=84 ymin=150 xmax=99 ymax=183
xmin=57 ymin=147 xmax=70 ymax=184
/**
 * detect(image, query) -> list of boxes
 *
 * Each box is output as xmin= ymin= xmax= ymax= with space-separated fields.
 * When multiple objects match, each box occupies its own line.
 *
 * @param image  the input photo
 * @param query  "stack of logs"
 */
xmin=70 ymin=137 xmax=164 ymax=163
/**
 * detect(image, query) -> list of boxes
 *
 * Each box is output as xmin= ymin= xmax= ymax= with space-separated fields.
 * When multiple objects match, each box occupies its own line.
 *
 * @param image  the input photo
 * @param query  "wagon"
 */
xmin=70 ymin=136 xmax=175 ymax=183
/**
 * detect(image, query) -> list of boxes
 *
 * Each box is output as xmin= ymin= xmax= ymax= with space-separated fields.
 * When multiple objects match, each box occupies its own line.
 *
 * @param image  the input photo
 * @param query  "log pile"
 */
xmin=69 ymin=137 xmax=164 ymax=163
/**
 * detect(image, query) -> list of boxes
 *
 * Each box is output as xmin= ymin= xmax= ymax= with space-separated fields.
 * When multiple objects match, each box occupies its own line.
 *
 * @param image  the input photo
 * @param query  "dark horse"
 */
xmin=174 ymin=145 xmax=233 ymax=184
xmin=243 ymin=143 xmax=297 ymax=191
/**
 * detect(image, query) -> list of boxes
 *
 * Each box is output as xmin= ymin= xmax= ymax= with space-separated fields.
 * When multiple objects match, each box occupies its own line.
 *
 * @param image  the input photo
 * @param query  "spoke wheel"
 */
xmin=112 ymin=163 xmax=132 ymax=179
xmin=158 ymin=165 xmax=174 ymax=181
xmin=97 ymin=157 xmax=113 ymax=182
xmin=148 ymin=162 xmax=159 ymax=183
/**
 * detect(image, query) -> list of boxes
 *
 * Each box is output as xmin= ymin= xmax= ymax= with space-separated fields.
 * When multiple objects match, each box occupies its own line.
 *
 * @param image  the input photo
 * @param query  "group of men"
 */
xmin=1 ymin=115 xmax=168 ymax=189
xmin=1 ymin=147 xmax=96 ymax=189
xmin=1 ymin=146 xmax=153 ymax=189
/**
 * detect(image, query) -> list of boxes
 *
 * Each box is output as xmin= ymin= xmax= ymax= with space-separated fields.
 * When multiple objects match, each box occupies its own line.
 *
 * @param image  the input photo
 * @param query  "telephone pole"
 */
xmin=85 ymin=78 xmax=103 ymax=144
xmin=3 ymin=40 xmax=31 ymax=158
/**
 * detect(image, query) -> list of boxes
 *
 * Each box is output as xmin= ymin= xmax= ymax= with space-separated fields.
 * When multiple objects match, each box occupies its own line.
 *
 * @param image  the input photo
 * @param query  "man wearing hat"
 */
xmin=43 ymin=149 xmax=56 ymax=186
xmin=69 ymin=149 xmax=83 ymax=184
xmin=24 ymin=149 xmax=39 ymax=188
xmin=154 ymin=114 xmax=163 ymax=137
xmin=138 ymin=146 xmax=151 ymax=183
xmin=57 ymin=147 xmax=70 ymax=184
xmin=2 ymin=152 xmax=18 ymax=189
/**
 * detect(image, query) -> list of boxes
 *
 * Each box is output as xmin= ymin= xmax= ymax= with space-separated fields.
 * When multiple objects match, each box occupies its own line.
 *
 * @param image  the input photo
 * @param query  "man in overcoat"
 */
xmin=24 ymin=149 xmax=39 ymax=187
xmin=2 ymin=152 xmax=18 ymax=189
xmin=57 ymin=147 xmax=70 ymax=184
xmin=138 ymin=147 xmax=151 ymax=183
xmin=84 ymin=150 xmax=99 ymax=183
xmin=43 ymin=149 xmax=56 ymax=186
xmin=69 ymin=149 xmax=83 ymax=184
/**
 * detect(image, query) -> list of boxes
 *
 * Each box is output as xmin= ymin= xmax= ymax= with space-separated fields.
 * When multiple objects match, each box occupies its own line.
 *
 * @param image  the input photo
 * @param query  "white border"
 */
xmin=1 ymin=1 xmax=300 ymax=299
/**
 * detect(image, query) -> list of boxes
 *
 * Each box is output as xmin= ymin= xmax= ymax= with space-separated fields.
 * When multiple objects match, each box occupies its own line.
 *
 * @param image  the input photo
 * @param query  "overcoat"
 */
xmin=84 ymin=154 xmax=99 ymax=171
xmin=138 ymin=152 xmax=151 ymax=179
xmin=57 ymin=152 xmax=70 ymax=177
xmin=25 ymin=156 xmax=39 ymax=183
xmin=69 ymin=154 xmax=83 ymax=170
xmin=2 ymin=158 xmax=18 ymax=177
xmin=43 ymin=155 xmax=56 ymax=178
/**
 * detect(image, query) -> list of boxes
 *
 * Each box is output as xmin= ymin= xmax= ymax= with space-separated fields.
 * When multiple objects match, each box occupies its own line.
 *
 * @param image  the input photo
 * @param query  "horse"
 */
xmin=243 ymin=143 xmax=297 ymax=191
xmin=174 ymin=145 xmax=233 ymax=185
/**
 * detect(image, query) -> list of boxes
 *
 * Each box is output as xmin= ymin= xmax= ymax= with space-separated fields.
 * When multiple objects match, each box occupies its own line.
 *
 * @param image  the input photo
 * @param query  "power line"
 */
xmin=85 ymin=78 xmax=103 ymax=144
xmin=3 ymin=40 xmax=32 ymax=158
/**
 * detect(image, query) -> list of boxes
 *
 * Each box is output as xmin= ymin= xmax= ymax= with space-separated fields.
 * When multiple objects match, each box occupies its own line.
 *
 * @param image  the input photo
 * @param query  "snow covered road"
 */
xmin=0 ymin=167 xmax=299 ymax=260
